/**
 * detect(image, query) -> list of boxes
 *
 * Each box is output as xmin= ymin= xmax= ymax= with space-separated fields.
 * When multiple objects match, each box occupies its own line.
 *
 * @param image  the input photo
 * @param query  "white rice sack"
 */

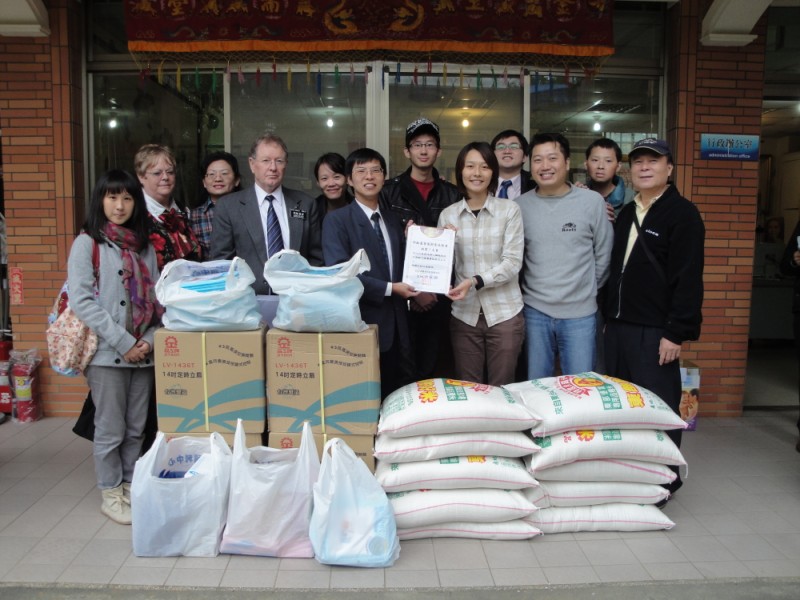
xmin=388 ymin=489 xmax=537 ymax=529
xmin=524 ymin=481 xmax=669 ymax=508
xmin=374 ymin=431 xmax=539 ymax=463
xmin=375 ymin=455 xmax=537 ymax=492
xmin=505 ymin=373 xmax=686 ymax=436
xmin=535 ymin=459 xmax=677 ymax=485
xmin=526 ymin=429 xmax=686 ymax=473
xmin=528 ymin=504 xmax=675 ymax=533
xmin=378 ymin=379 xmax=539 ymax=438
xmin=398 ymin=518 xmax=542 ymax=541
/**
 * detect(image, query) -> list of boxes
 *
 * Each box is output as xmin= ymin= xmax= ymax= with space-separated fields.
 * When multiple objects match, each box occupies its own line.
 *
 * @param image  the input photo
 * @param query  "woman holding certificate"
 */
xmin=437 ymin=141 xmax=525 ymax=386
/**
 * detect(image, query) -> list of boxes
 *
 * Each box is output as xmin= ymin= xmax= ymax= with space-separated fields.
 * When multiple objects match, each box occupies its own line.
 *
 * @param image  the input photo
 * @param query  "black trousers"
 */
xmin=408 ymin=298 xmax=453 ymax=381
xmin=605 ymin=319 xmax=683 ymax=494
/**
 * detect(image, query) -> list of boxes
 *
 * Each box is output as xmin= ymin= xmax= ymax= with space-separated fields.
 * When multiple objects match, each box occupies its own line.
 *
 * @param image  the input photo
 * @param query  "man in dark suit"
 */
xmin=491 ymin=129 xmax=536 ymax=199
xmin=211 ymin=133 xmax=323 ymax=294
xmin=323 ymin=148 xmax=418 ymax=399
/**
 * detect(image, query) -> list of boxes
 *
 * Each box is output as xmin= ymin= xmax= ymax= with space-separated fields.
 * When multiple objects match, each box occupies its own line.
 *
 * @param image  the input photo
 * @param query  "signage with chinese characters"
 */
xmin=700 ymin=134 xmax=760 ymax=161
xmin=9 ymin=267 xmax=23 ymax=304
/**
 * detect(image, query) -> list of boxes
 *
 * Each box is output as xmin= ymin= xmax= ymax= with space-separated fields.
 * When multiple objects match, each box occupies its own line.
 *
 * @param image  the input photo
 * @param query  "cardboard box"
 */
xmin=680 ymin=361 xmax=700 ymax=431
xmin=155 ymin=327 xmax=266 ymax=435
xmin=267 ymin=431 xmax=376 ymax=472
xmin=266 ymin=327 xmax=380 ymax=435
xmin=164 ymin=431 xmax=265 ymax=449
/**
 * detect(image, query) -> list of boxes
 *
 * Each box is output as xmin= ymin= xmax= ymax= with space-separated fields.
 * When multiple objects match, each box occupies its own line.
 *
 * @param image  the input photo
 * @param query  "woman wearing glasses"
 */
xmin=134 ymin=143 xmax=202 ymax=269
xmin=189 ymin=151 xmax=242 ymax=259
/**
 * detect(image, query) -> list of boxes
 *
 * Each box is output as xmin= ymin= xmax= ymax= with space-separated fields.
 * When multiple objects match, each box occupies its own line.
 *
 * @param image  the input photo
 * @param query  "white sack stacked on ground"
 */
xmin=378 ymin=379 xmax=539 ymax=437
xmin=375 ymin=379 xmax=542 ymax=540
xmin=388 ymin=488 xmax=537 ymax=529
xmin=397 ymin=518 xmax=542 ymax=540
xmin=527 ymin=503 xmax=675 ymax=533
xmin=533 ymin=458 xmax=677 ymax=485
xmin=525 ymin=481 xmax=669 ymax=508
xmin=526 ymin=429 xmax=686 ymax=473
xmin=504 ymin=372 xmax=687 ymax=437
xmin=374 ymin=430 xmax=539 ymax=463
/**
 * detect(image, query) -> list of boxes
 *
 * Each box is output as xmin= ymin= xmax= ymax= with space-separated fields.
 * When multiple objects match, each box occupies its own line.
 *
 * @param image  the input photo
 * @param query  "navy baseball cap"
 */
xmin=629 ymin=138 xmax=672 ymax=160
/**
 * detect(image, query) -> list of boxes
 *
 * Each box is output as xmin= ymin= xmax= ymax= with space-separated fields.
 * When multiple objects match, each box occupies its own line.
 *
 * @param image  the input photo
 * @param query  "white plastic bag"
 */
xmin=155 ymin=258 xmax=261 ymax=331
xmin=131 ymin=432 xmax=232 ymax=557
xmin=264 ymin=249 xmax=369 ymax=333
xmin=220 ymin=420 xmax=319 ymax=557
xmin=310 ymin=438 xmax=400 ymax=567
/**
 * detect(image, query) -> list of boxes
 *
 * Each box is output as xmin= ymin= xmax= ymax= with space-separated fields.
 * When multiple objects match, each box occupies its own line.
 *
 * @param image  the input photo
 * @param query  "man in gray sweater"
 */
xmin=515 ymin=133 xmax=613 ymax=379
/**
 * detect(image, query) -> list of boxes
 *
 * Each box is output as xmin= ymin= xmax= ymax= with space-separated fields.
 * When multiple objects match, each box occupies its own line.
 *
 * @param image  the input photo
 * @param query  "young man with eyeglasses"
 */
xmin=324 ymin=148 xmax=418 ymax=399
xmin=382 ymin=118 xmax=459 ymax=381
xmin=211 ymin=133 xmax=324 ymax=295
xmin=491 ymin=129 xmax=536 ymax=200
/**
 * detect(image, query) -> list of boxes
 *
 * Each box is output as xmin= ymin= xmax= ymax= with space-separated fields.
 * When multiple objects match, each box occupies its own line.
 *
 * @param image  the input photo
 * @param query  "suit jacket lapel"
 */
xmin=242 ymin=189 xmax=268 ymax=266
xmin=353 ymin=203 xmax=390 ymax=281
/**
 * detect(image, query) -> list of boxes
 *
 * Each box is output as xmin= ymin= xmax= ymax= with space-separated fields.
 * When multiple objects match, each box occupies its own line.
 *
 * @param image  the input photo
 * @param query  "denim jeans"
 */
xmin=523 ymin=305 xmax=596 ymax=379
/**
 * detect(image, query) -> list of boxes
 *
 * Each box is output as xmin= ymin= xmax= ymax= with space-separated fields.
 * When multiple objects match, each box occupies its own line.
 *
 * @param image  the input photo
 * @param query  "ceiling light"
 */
xmin=108 ymin=119 xmax=118 ymax=129
xmin=593 ymin=121 xmax=601 ymax=132
xmin=462 ymin=118 xmax=470 ymax=128
xmin=326 ymin=118 xmax=334 ymax=128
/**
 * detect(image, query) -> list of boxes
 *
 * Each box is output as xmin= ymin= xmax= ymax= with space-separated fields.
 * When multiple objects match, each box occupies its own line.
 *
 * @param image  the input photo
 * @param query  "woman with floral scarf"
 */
xmin=134 ymin=144 xmax=202 ymax=269
xmin=67 ymin=170 xmax=163 ymax=524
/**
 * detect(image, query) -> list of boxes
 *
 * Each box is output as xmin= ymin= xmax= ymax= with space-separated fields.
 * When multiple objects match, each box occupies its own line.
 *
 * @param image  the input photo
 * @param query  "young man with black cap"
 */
xmin=382 ymin=118 xmax=460 ymax=381
xmin=604 ymin=137 xmax=705 ymax=503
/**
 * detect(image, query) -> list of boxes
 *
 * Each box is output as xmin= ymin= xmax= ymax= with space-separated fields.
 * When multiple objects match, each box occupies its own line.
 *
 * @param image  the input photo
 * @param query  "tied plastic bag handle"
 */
xmin=264 ymin=249 xmax=370 ymax=293
xmin=155 ymin=257 xmax=255 ymax=302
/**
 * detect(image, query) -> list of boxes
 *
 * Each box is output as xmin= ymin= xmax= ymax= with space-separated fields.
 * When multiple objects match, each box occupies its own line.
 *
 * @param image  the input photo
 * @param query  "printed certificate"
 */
xmin=402 ymin=225 xmax=455 ymax=294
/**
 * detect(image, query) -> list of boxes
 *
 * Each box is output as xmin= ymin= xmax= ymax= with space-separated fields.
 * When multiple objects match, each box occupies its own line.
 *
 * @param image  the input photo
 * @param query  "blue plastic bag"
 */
xmin=309 ymin=438 xmax=400 ymax=567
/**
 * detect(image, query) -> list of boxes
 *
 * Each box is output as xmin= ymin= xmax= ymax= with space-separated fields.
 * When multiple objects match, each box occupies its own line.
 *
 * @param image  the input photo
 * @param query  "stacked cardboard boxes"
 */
xmin=154 ymin=327 xmax=267 ymax=445
xmin=266 ymin=326 xmax=380 ymax=471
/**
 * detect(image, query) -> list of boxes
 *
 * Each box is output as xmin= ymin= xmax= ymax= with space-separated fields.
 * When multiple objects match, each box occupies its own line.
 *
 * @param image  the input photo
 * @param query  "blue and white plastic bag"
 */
xmin=264 ymin=249 xmax=369 ymax=333
xmin=310 ymin=438 xmax=400 ymax=567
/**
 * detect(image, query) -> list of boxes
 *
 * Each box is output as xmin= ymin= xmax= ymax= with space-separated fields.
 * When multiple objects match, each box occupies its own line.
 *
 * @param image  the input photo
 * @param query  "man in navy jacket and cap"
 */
xmin=604 ymin=138 xmax=705 ymax=503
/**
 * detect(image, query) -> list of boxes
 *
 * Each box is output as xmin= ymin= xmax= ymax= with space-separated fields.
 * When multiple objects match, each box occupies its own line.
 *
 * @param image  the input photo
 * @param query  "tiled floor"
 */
xmin=0 ymin=410 xmax=799 ymax=590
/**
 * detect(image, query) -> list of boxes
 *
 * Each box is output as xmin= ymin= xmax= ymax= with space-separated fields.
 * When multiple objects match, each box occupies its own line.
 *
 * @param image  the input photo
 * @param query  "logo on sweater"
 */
xmin=561 ymin=222 xmax=576 ymax=232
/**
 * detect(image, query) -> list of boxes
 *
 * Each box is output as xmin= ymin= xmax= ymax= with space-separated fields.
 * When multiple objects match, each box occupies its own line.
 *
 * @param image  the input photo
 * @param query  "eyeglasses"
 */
xmin=258 ymin=158 xmax=286 ymax=167
xmin=410 ymin=142 xmax=437 ymax=150
xmin=205 ymin=170 xmax=233 ymax=180
xmin=495 ymin=143 xmax=522 ymax=151
xmin=352 ymin=167 xmax=384 ymax=177
xmin=146 ymin=169 xmax=176 ymax=178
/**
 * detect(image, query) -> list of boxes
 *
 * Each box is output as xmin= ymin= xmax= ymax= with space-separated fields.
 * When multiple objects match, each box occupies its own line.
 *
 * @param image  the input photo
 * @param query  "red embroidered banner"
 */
xmin=125 ymin=0 xmax=614 ymax=58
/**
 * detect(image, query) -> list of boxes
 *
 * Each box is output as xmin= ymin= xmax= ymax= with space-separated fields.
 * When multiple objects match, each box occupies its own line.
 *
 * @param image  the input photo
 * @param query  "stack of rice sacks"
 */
xmin=504 ymin=372 xmax=687 ymax=534
xmin=374 ymin=379 xmax=542 ymax=540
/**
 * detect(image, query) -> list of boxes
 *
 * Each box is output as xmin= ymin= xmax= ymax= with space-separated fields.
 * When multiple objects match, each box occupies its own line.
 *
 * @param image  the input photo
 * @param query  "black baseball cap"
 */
xmin=405 ymin=118 xmax=440 ymax=147
xmin=629 ymin=138 xmax=672 ymax=161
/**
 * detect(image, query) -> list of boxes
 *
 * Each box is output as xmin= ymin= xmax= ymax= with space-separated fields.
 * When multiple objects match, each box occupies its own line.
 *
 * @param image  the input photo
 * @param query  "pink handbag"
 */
xmin=46 ymin=241 xmax=99 ymax=377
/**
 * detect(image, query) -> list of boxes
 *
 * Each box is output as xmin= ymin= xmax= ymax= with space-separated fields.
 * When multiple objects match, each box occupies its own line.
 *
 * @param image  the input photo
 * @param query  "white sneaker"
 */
xmin=101 ymin=485 xmax=132 ymax=525
xmin=122 ymin=482 xmax=131 ymax=500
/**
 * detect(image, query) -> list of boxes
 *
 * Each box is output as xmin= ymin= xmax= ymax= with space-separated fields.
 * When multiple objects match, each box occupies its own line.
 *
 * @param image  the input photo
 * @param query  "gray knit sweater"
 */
xmin=514 ymin=184 xmax=613 ymax=319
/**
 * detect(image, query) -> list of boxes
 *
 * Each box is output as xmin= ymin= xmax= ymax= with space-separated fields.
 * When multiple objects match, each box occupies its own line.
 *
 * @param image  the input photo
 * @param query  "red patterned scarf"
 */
xmin=103 ymin=222 xmax=162 ymax=339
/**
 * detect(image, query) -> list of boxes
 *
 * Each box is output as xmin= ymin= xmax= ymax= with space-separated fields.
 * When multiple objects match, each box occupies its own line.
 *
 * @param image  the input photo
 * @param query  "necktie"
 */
xmin=371 ymin=213 xmax=390 ymax=274
xmin=498 ymin=180 xmax=512 ymax=199
xmin=265 ymin=195 xmax=284 ymax=258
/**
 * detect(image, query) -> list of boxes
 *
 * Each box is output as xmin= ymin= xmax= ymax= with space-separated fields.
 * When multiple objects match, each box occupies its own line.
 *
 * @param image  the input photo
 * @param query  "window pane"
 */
xmin=389 ymin=72 xmax=524 ymax=182
xmin=87 ymin=0 xmax=127 ymax=58
xmin=229 ymin=72 xmax=367 ymax=195
xmin=91 ymin=73 xmax=224 ymax=207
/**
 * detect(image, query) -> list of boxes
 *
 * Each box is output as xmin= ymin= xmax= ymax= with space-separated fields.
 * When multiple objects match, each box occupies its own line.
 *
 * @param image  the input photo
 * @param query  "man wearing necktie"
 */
xmin=323 ymin=148 xmax=418 ymax=400
xmin=491 ymin=129 xmax=536 ymax=200
xmin=211 ymin=133 xmax=323 ymax=295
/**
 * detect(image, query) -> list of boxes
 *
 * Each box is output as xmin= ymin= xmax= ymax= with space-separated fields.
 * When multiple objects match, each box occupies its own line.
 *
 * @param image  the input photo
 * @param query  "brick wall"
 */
xmin=0 ymin=0 xmax=88 ymax=416
xmin=667 ymin=0 xmax=766 ymax=416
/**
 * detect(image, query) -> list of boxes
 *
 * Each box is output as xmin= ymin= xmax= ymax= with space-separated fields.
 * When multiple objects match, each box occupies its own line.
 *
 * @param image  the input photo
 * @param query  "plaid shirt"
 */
xmin=188 ymin=197 xmax=215 ymax=259
xmin=437 ymin=195 xmax=524 ymax=327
